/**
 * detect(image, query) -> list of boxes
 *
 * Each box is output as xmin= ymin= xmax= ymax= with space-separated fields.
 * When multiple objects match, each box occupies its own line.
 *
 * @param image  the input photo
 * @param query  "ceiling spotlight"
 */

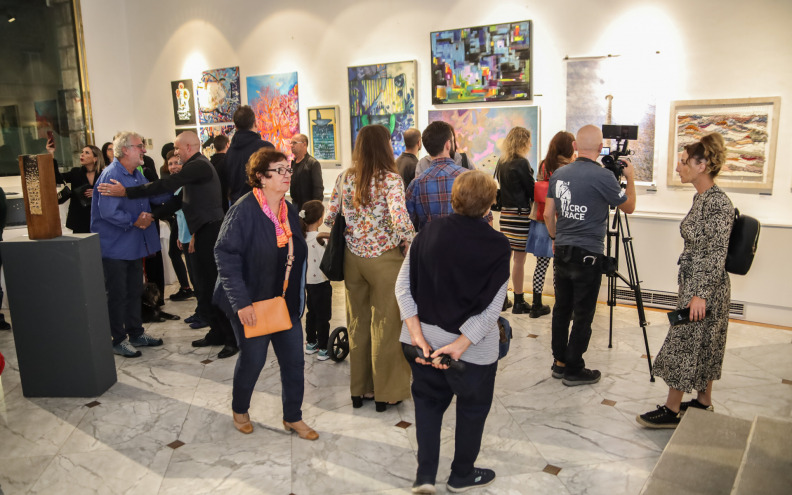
xmin=7 ymin=15 xmax=15 ymax=23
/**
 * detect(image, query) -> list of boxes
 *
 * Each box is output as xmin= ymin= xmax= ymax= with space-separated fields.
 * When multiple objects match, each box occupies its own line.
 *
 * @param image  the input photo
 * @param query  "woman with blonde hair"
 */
xmin=495 ymin=126 xmax=535 ymax=313
xmin=325 ymin=124 xmax=415 ymax=412
xmin=638 ymin=133 xmax=734 ymax=428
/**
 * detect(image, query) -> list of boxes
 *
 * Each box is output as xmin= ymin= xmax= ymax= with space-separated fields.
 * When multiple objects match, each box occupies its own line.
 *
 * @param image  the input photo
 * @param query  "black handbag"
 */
xmin=320 ymin=206 xmax=346 ymax=281
xmin=57 ymin=184 xmax=71 ymax=204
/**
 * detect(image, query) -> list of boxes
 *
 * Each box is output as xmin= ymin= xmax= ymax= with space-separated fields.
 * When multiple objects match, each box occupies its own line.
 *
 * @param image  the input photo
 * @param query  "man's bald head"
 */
xmin=175 ymin=131 xmax=201 ymax=163
xmin=176 ymin=131 xmax=200 ymax=148
xmin=575 ymin=125 xmax=603 ymax=159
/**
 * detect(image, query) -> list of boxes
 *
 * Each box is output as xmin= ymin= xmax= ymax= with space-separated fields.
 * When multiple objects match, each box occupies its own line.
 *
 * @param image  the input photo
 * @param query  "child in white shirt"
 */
xmin=300 ymin=200 xmax=333 ymax=361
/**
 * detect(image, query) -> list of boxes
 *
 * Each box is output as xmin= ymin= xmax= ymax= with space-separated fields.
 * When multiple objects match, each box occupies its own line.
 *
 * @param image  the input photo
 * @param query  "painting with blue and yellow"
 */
xmin=348 ymin=60 xmax=416 ymax=157
xmin=431 ymin=21 xmax=532 ymax=104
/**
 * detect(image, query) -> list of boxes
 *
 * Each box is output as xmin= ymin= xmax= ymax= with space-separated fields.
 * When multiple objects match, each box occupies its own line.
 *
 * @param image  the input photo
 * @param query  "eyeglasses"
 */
xmin=290 ymin=141 xmax=305 ymax=146
xmin=267 ymin=167 xmax=294 ymax=175
xmin=127 ymin=144 xmax=145 ymax=150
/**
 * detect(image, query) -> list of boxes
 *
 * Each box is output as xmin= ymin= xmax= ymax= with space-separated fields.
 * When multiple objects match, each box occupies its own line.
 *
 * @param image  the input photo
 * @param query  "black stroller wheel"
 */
xmin=328 ymin=326 xmax=349 ymax=362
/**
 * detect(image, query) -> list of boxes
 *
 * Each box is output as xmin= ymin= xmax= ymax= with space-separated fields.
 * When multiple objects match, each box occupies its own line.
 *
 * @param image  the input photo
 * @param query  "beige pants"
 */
xmin=344 ymin=247 xmax=411 ymax=402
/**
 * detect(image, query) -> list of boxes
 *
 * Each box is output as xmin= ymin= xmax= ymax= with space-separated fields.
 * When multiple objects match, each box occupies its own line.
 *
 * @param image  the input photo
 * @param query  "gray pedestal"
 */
xmin=1 ymin=234 xmax=117 ymax=397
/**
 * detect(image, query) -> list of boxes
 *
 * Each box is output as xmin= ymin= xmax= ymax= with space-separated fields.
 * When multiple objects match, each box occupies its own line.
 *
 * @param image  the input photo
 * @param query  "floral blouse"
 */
xmin=324 ymin=170 xmax=415 ymax=258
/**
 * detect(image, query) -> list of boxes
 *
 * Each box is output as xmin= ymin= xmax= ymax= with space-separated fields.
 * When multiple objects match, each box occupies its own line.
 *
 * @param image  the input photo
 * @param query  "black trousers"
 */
xmin=194 ymin=220 xmax=235 ymax=346
xmin=102 ymin=258 xmax=144 ymax=345
xmin=551 ymin=246 xmax=602 ymax=373
xmin=168 ymin=219 xmax=190 ymax=289
xmin=405 ymin=344 xmax=497 ymax=483
xmin=305 ymin=281 xmax=332 ymax=350
xmin=182 ymin=243 xmax=204 ymax=318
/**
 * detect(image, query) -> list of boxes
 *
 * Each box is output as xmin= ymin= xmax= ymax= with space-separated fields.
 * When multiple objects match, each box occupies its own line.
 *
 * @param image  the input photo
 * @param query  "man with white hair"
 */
xmin=543 ymin=125 xmax=636 ymax=386
xmin=91 ymin=131 xmax=170 ymax=357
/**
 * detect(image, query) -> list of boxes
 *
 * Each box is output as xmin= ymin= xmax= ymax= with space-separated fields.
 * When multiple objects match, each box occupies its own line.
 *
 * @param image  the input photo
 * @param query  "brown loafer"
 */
xmin=283 ymin=420 xmax=319 ymax=440
xmin=232 ymin=411 xmax=253 ymax=434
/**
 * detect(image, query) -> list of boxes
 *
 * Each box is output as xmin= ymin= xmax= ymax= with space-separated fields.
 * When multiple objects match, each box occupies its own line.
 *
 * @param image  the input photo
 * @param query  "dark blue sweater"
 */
xmin=213 ymin=192 xmax=307 ymax=319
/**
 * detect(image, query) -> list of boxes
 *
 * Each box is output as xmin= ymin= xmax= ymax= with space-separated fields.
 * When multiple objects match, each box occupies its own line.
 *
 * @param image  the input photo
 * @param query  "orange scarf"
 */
xmin=253 ymin=188 xmax=292 ymax=247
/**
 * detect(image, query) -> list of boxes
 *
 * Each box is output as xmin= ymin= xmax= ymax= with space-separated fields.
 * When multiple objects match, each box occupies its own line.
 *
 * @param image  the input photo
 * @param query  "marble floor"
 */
xmin=1 ymin=283 xmax=791 ymax=495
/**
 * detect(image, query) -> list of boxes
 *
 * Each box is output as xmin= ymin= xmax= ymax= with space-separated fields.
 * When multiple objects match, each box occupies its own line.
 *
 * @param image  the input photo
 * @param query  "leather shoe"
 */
xmin=192 ymin=337 xmax=222 ymax=348
xmin=189 ymin=320 xmax=209 ymax=329
xmin=217 ymin=345 xmax=239 ymax=359
xmin=232 ymin=410 xmax=253 ymax=434
xmin=283 ymin=420 xmax=319 ymax=440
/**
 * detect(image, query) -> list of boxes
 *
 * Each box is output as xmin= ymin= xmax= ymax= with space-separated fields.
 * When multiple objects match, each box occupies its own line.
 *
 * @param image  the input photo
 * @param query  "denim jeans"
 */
xmin=405 ymin=344 xmax=497 ymax=483
xmin=230 ymin=314 xmax=305 ymax=422
xmin=101 ymin=258 xmax=144 ymax=345
xmin=551 ymin=253 xmax=602 ymax=373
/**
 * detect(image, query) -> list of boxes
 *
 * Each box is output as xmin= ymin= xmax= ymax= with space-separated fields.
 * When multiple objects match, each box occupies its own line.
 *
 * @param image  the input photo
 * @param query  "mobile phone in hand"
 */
xmin=667 ymin=308 xmax=708 ymax=326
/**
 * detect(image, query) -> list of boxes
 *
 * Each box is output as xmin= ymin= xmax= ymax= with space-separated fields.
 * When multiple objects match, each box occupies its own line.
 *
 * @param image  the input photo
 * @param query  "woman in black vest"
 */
xmin=397 ymin=170 xmax=510 ymax=493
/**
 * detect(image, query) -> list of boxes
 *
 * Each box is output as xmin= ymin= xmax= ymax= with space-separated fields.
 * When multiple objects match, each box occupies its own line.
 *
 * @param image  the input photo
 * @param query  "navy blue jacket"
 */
xmin=213 ymin=192 xmax=307 ymax=319
xmin=225 ymin=130 xmax=274 ymax=205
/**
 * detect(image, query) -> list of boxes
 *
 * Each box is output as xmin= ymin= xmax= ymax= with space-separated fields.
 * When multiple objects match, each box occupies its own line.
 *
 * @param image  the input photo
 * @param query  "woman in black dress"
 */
xmin=62 ymin=145 xmax=105 ymax=233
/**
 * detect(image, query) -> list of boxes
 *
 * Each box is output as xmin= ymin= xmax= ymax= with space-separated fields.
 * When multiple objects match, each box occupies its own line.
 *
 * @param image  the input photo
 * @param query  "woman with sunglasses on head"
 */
xmin=214 ymin=147 xmax=317 ymax=440
xmin=62 ymin=145 xmax=105 ymax=233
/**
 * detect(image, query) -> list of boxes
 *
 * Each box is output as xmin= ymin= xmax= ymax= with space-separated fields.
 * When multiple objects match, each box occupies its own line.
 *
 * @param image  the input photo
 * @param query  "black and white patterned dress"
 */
xmin=653 ymin=185 xmax=734 ymax=393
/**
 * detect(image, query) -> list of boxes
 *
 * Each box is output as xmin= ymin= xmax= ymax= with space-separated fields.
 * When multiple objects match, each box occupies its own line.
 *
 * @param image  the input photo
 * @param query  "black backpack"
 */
xmin=725 ymin=208 xmax=760 ymax=275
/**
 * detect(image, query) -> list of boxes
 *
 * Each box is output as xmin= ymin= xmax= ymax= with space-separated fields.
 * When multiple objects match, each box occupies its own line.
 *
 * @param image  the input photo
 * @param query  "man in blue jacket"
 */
xmin=91 ymin=132 xmax=171 ymax=357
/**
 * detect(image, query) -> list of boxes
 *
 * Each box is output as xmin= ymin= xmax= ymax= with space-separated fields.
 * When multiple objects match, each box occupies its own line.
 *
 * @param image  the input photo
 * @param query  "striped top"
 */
xmin=396 ymin=249 xmax=506 ymax=365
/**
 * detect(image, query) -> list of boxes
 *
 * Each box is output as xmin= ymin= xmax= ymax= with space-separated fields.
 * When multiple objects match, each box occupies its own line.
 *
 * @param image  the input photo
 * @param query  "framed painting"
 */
xmin=171 ymin=79 xmax=196 ymax=126
xmin=196 ymin=66 xmax=240 ymax=125
xmin=348 ymin=60 xmax=416 ymax=157
xmin=307 ymin=105 xmax=341 ymax=162
xmin=198 ymin=124 xmax=235 ymax=159
xmin=566 ymin=56 xmax=658 ymax=184
xmin=431 ymin=21 xmax=532 ymax=104
xmin=247 ymin=72 xmax=299 ymax=156
xmin=667 ymin=97 xmax=780 ymax=193
xmin=175 ymin=127 xmax=197 ymax=137
xmin=428 ymin=106 xmax=540 ymax=176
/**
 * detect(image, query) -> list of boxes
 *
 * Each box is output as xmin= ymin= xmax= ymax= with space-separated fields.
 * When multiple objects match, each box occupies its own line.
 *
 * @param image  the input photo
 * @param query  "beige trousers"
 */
xmin=344 ymin=247 xmax=411 ymax=402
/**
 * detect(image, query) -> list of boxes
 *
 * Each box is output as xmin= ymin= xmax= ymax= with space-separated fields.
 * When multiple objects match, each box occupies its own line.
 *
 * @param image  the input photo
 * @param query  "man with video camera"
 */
xmin=543 ymin=125 xmax=636 ymax=386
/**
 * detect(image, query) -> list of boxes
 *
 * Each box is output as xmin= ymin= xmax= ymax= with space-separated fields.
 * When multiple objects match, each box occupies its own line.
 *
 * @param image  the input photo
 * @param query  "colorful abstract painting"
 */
xmin=348 ymin=60 xmax=416 ymax=157
xmin=198 ymin=124 xmax=235 ymax=159
xmin=428 ymin=106 xmax=539 ymax=176
xmin=171 ymin=79 xmax=196 ymax=126
xmin=196 ymin=66 xmax=240 ymax=125
xmin=431 ymin=21 xmax=531 ymax=104
xmin=566 ymin=57 xmax=658 ymax=183
xmin=667 ymin=97 xmax=779 ymax=193
xmin=307 ymin=106 xmax=340 ymax=161
xmin=247 ymin=72 xmax=299 ymax=156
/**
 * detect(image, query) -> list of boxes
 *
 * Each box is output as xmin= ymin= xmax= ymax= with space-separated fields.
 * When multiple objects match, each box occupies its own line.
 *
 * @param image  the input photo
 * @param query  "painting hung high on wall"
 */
xmin=427 ymin=106 xmax=539 ymax=176
xmin=667 ymin=97 xmax=780 ymax=193
xmin=566 ymin=56 xmax=658 ymax=183
xmin=348 ymin=60 xmax=416 ymax=157
xmin=171 ymin=79 xmax=196 ymax=126
xmin=247 ymin=72 xmax=299 ymax=155
xmin=431 ymin=21 xmax=532 ymax=104
xmin=307 ymin=106 xmax=340 ymax=162
xmin=198 ymin=124 xmax=235 ymax=159
xmin=196 ymin=66 xmax=240 ymax=125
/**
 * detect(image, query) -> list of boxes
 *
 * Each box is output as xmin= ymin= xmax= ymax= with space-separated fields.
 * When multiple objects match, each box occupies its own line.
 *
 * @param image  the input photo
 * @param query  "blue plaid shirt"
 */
xmin=405 ymin=157 xmax=465 ymax=231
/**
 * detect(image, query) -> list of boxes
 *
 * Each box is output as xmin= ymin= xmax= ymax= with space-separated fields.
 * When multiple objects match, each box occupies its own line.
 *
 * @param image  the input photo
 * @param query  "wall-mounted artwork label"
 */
xmin=348 ymin=60 xmax=416 ymax=157
xmin=171 ymin=79 xmax=196 ymax=126
xmin=667 ymin=97 xmax=780 ymax=193
xmin=428 ymin=106 xmax=539 ymax=176
xmin=307 ymin=106 xmax=340 ymax=161
xmin=246 ymin=72 xmax=299 ymax=157
xmin=199 ymin=124 xmax=236 ymax=159
xmin=566 ymin=56 xmax=658 ymax=184
xmin=197 ymin=66 xmax=240 ymax=125
xmin=431 ymin=21 xmax=532 ymax=104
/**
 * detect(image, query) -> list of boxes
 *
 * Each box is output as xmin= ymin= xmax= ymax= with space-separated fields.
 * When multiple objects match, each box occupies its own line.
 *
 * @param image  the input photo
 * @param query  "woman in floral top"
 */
xmin=325 ymin=124 xmax=415 ymax=412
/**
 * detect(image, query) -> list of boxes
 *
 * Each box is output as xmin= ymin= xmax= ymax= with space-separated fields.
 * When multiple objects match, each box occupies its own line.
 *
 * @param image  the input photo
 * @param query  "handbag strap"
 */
xmin=281 ymin=237 xmax=294 ymax=297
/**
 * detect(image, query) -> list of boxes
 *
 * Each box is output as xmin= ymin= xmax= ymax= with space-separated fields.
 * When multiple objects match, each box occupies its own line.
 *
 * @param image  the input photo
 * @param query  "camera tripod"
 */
xmin=605 ymin=207 xmax=655 ymax=381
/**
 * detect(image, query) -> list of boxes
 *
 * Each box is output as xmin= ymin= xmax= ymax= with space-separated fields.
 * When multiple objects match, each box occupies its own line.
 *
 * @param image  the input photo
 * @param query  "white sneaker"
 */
xmin=317 ymin=349 xmax=330 ymax=361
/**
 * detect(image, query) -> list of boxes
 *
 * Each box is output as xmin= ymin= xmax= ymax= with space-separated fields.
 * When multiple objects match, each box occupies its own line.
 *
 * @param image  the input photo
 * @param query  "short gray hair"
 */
xmin=113 ymin=131 xmax=143 ymax=158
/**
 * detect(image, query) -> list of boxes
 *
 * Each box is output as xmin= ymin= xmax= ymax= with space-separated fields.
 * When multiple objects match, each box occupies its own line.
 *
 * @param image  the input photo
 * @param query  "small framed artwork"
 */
xmin=307 ymin=105 xmax=341 ymax=164
xmin=667 ymin=97 xmax=780 ymax=193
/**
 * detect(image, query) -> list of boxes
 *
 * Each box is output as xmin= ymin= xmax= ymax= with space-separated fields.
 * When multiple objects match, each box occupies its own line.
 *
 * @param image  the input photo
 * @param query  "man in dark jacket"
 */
xmin=289 ymin=133 xmax=323 ymax=210
xmin=97 ymin=131 xmax=239 ymax=359
xmin=211 ymin=134 xmax=230 ymax=213
xmin=225 ymin=105 xmax=273 ymax=204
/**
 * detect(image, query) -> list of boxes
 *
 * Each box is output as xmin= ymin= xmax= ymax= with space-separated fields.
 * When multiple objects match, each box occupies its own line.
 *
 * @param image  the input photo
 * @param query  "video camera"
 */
xmin=601 ymin=124 xmax=638 ymax=180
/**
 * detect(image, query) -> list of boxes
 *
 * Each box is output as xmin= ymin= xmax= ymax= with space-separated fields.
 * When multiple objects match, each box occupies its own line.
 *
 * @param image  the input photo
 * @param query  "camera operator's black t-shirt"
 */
xmin=547 ymin=157 xmax=627 ymax=254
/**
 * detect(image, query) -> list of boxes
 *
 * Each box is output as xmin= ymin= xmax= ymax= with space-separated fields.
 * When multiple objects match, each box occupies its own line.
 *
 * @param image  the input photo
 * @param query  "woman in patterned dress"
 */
xmin=325 ymin=124 xmax=416 ymax=412
xmin=637 ymin=133 xmax=734 ymax=429
xmin=495 ymin=127 xmax=535 ymax=314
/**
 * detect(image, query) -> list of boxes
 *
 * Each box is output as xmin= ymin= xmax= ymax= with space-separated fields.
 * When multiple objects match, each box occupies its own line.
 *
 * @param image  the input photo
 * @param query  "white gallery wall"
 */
xmin=79 ymin=0 xmax=792 ymax=325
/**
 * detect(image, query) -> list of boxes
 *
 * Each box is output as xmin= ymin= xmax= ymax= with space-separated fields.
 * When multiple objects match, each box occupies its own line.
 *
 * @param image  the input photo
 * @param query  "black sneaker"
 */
xmin=679 ymin=398 xmax=714 ymax=414
xmin=447 ymin=467 xmax=495 ymax=493
xmin=0 ymin=316 xmax=10 ymax=330
xmin=636 ymin=405 xmax=681 ymax=429
xmin=562 ymin=367 xmax=601 ymax=386
xmin=551 ymin=361 xmax=565 ymax=379
xmin=412 ymin=477 xmax=436 ymax=494
xmin=169 ymin=288 xmax=195 ymax=301
xmin=529 ymin=304 xmax=551 ymax=318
